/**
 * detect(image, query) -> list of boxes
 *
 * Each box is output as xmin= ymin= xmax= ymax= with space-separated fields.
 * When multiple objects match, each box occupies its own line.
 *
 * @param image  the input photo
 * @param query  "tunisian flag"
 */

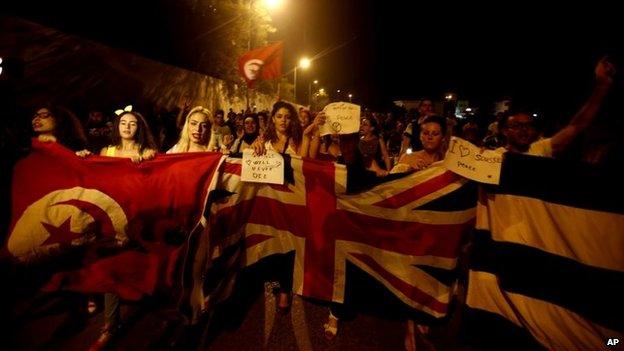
xmin=238 ymin=41 xmax=283 ymax=87
xmin=4 ymin=139 xmax=224 ymax=300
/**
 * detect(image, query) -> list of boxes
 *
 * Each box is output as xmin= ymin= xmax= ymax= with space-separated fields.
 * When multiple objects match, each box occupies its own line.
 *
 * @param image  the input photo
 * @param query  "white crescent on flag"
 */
xmin=8 ymin=187 xmax=128 ymax=262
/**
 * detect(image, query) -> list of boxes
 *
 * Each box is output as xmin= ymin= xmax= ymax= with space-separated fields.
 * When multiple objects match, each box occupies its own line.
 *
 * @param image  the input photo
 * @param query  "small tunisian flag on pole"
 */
xmin=238 ymin=41 xmax=283 ymax=87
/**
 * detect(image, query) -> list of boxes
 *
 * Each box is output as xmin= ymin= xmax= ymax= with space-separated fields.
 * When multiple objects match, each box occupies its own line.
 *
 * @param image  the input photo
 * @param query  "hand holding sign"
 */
xmin=320 ymin=102 xmax=361 ymax=136
xmin=241 ymin=149 xmax=285 ymax=185
xmin=443 ymin=137 xmax=503 ymax=184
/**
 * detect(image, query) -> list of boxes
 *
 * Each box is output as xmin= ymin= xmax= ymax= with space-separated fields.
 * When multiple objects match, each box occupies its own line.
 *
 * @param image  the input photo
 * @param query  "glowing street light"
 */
xmin=348 ymin=93 xmax=353 ymax=102
xmin=299 ymin=57 xmax=311 ymax=69
xmin=313 ymin=80 xmax=318 ymax=84
xmin=263 ymin=0 xmax=284 ymax=10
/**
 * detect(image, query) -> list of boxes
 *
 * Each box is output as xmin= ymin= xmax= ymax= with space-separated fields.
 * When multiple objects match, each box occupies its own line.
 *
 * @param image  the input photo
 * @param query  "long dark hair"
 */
xmin=110 ymin=111 xmax=157 ymax=153
xmin=35 ymin=105 xmax=87 ymax=151
xmin=264 ymin=101 xmax=303 ymax=147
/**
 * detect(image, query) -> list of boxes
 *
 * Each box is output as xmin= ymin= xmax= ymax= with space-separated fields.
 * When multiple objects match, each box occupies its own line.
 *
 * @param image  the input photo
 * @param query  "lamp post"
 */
xmin=308 ymin=79 xmax=318 ymax=106
xmin=348 ymin=93 xmax=353 ymax=102
xmin=294 ymin=57 xmax=311 ymax=103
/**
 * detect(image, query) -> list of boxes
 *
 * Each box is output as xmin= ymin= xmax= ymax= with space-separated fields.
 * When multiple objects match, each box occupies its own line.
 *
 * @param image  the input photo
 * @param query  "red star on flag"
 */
xmin=42 ymin=217 xmax=82 ymax=246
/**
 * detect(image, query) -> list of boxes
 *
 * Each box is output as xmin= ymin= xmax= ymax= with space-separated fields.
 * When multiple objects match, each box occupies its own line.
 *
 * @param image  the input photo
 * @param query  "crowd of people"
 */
xmin=1 ymin=56 xmax=620 ymax=350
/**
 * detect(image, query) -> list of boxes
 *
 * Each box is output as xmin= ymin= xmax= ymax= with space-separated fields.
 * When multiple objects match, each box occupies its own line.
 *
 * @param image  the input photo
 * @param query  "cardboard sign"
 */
xmin=443 ymin=137 xmax=502 ymax=184
xmin=320 ymin=102 xmax=361 ymax=136
xmin=241 ymin=149 xmax=285 ymax=185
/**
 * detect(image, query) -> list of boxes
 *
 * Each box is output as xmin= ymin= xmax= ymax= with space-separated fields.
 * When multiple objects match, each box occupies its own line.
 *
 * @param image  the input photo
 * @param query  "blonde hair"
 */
xmin=175 ymin=106 xmax=212 ymax=152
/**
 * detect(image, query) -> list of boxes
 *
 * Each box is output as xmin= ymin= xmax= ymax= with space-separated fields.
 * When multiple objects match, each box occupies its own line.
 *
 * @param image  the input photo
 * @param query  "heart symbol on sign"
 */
xmin=245 ymin=160 xmax=252 ymax=166
xmin=459 ymin=145 xmax=470 ymax=157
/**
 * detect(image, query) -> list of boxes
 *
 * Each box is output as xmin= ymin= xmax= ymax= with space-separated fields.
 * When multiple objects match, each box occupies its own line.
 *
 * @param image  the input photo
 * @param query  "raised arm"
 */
xmin=550 ymin=57 xmax=616 ymax=155
xmin=303 ymin=112 xmax=326 ymax=158
xmin=379 ymin=136 xmax=392 ymax=170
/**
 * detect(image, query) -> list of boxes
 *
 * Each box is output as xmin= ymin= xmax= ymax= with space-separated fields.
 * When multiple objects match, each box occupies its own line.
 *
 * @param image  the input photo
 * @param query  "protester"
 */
xmin=496 ymin=57 xmax=616 ymax=157
xmin=32 ymin=105 xmax=88 ymax=153
xmin=167 ymin=106 xmax=212 ymax=153
xmin=99 ymin=109 xmax=157 ymax=162
xmin=229 ymin=114 xmax=260 ymax=154
xmin=90 ymin=107 xmax=158 ymax=351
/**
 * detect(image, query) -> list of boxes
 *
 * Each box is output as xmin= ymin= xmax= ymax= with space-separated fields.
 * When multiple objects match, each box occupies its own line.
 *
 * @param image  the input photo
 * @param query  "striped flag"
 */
xmin=202 ymin=156 xmax=476 ymax=319
xmin=465 ymin=153 xmax=624 ymax=350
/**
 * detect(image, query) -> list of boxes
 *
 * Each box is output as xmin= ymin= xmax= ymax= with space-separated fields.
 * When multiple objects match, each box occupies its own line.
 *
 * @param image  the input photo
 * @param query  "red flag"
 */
xmin=238 ymin=41 xmax=283 ymax=87
xmin=5 ymin=139 xmax=224 ymax=300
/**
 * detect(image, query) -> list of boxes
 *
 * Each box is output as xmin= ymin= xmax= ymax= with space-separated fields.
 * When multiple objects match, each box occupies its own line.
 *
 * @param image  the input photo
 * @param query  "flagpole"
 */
xmin=293 ymin=67 xmax=297 ymax=103
xmin=247 ymin=0 xmax=252 ymax=110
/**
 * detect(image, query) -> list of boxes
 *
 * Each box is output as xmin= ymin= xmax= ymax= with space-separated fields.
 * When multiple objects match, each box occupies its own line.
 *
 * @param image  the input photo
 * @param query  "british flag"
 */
xmin=198 ymin=155 xmax=476 ymax=319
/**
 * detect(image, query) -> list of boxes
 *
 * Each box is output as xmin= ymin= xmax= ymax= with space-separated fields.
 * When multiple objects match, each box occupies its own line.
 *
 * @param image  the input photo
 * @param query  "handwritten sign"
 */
xmin=241 ymin=149 xmax=285 ymax=185
xmin=443 ymin=137 xmax=503 ymax=184
xmin=320 ymin=102 xmax=361 ymax=136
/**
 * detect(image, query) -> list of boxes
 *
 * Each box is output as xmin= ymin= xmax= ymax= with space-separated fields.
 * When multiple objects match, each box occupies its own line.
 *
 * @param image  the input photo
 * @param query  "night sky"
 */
xmin=5 ymin=0 xmax=623 ymax=115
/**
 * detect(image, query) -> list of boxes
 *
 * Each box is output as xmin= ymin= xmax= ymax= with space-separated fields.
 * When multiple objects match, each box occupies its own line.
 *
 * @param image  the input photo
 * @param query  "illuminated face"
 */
xmin=419 ymin=100 xmax=434 ymax=116
xmin=188 ymin=112 xmax=210 ymax=144
xmin=503 ymin=113 xmax=536 ymax=149
xmin=360 ymin=118 xmax=374 ymax=135
xmin=244 ymin=117 xmax=257 ymax=134
xmin=419 ymin=122 xmax=444 ymax=152
xmin=235 ymin=116 xmax=244 ymax=129
xmin=32 ymin=108 xmax=56 ymax=134
xmin=119 ymin=113 xmax=138 ymax=140
xmin=273 ymin=107 xmax=291 ymax=133
xmin=214 ymin=113 xmax=224 ymax=126
xmin=299 ymin=110 xmax=311 ymax=126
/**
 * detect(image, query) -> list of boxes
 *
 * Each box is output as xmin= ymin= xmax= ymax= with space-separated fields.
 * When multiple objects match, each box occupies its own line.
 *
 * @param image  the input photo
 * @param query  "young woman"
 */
xmin=229 ymin=114 xmax=260 ymax=154
xmin=253 ymin=101 xmax=325 ymax=158
xmin=90 ymin=108 xmax=158 ymax=351
xmin=251 ymin=101 xmax=325 ymax=313
xmin=167 ymin=106 xmax=212 ymax=153
xmin=358 ymin=117 xmax=392 ymax=175
xmin=391 ymin=115 xmax=447 ymax=174
xmin=31 ymin=105 xmax=88 ymax=152
xmin=100 ymin=110 xmax=157 ymax=162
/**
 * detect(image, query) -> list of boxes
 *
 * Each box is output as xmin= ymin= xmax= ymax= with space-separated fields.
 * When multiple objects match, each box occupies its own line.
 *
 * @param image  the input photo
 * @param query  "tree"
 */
xmin=172 ymin=0 xmax=278 ymax=97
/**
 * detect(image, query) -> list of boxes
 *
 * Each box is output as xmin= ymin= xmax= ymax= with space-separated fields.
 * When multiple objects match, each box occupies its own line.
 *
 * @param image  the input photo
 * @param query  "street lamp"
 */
xmin=294 ymin=57 xmax=311 ymax=103
xmin=263 ymin=0 xmax=283 ymax=10
xmin=348 ymin=93 xmax=353 ymax=102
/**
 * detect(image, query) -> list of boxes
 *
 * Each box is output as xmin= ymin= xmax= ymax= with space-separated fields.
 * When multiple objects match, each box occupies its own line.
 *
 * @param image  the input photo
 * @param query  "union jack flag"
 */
xmin=196 ymin=156 xmax=476 ymax=319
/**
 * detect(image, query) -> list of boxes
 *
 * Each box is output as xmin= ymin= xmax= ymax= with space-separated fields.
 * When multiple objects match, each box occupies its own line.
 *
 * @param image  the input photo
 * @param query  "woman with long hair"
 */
xmin=167 ymin=106 xmax=212 ymax=153
xmin=254 ymin=101 xmax=325 ymax=157
xmin=100 ymin=110 xmax=157 ymax=162
xmin=32 ymin=105 xmax=88 ymax=152
xmin=90 ymin=108 xmax=157 ymax=351
xmin=358 ymin=117 xmax=392 ymax=174
xmin=251 ymin=101 xmax=325 ymax=314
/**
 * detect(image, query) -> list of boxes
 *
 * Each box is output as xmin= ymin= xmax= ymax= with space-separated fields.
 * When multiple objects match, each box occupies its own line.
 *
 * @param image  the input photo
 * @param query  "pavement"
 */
xmin=7 ymin=281 xmax=471 ymax=351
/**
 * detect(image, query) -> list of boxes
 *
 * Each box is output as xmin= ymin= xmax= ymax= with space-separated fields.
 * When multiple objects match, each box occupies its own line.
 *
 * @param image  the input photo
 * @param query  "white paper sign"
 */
xmin=241 ymin=149 xmax=285 ymax=185
xmin=443 ymin=137 xmax=503 ymax=184
xmin=320 ymin=102 xmax=361 ymax=136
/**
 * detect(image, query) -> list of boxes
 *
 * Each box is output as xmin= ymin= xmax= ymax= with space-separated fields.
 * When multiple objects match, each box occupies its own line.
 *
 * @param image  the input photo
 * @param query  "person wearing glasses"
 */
xmin=31 ymin=105 xmax=88 ymax=152
xmin=496 ymin=57 xmax=616 ymax=157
